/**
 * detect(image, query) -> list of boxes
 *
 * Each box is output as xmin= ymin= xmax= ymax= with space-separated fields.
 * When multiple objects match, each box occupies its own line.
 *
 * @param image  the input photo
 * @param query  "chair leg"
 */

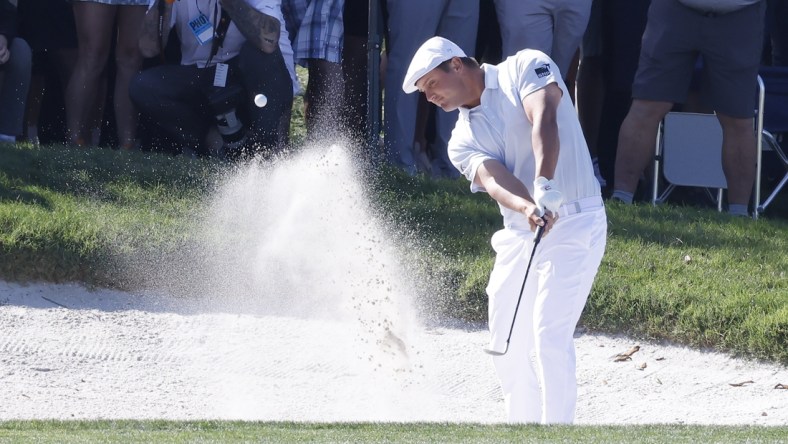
xmin=757 ymin=173 xmax=788 ymax=213
xmin=756 ymin=130 xmax=788 ymax=215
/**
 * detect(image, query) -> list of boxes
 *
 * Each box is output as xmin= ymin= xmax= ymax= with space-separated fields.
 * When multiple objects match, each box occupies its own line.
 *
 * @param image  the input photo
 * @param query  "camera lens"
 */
xmin=208 ymin=83 xmax=247 ymax=150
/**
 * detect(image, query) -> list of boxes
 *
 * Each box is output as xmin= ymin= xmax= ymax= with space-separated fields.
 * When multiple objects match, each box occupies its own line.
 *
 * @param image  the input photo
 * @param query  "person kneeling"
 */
xmin=130 ymin=0 xmax=296 ymax=159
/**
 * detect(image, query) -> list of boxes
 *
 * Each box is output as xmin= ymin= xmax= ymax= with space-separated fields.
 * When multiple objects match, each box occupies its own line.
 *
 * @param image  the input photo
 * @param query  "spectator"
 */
xmin=282 ymin=0 xmax=345 ymax=136
xmin=0 ymin=0 xmax=32 ymax=143
xmin=130 ymin=0 xmax=295 ymax=159
xmin=475 ymin=0 xmax=502 ymax=65
xmin=611 ymin=0 xmax=766 ymax=217
xmin=18 ymin=0 xmax=78 ymax=145
xmin=492 ymin=0 xmax=591 ymax=79
xmin=384 ymin=0 xmax=478 ymax=177
xmin=576 ymin=0 xmax=651 ymax=191
xmin=66 ymin=0 xmax=147 ymax=149
xmin=576 ymin=0 xmax=606 ymax=188
xmin=340 ymin=0 xmax=372 ymax=147
xmin=594 ymin=0 xmax=650 ymax=193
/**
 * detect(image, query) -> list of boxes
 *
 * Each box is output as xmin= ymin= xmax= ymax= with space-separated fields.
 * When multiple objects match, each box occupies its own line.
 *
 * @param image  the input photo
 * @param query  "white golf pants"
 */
xmin=486 ymin=203 xmax=607 ymax=424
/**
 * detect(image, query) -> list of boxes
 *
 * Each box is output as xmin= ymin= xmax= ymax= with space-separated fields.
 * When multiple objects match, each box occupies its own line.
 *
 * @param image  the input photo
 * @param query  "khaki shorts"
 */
xmin=632 ymin=0 xmax=766 ymax=118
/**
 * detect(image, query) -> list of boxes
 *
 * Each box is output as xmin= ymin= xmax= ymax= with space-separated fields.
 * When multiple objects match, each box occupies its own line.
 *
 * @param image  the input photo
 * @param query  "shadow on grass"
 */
xmin=0 ymin=143 xmax=216 ymax=205
xmin=0 ymin=184 xmax=53 ymax=208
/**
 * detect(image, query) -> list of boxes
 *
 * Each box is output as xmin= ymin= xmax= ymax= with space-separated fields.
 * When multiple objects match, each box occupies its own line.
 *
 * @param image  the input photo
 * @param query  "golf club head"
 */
xmin=483 ymin=346 xmax=507 ymax=356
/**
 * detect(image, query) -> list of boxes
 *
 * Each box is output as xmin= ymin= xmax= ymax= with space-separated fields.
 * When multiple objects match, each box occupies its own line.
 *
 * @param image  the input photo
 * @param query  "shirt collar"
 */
xmin=459 ymin=63 xmax=500 ymax=119
xmin=482 ymin=63 xmax=499 ymax=90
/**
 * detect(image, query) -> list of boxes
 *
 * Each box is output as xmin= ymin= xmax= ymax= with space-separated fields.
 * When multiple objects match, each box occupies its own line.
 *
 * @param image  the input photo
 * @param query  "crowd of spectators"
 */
xmin=0 ymin=0 xmax=786 ymax=211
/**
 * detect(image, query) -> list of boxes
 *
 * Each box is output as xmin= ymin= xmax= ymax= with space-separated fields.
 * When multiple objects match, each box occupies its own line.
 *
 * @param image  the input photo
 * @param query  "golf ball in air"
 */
xmin=254 ymin=94 xmax=267 ymax=107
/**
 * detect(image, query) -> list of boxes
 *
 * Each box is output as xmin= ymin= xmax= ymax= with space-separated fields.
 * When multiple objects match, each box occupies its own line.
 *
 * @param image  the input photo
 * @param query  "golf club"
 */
xmin=483 ymin=216 xmax=546 ymax=356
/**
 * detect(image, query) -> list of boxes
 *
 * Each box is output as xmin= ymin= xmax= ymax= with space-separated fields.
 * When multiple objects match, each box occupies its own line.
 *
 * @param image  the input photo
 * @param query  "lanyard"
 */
xmin=205 ymin=0 xmax=232 ymax=68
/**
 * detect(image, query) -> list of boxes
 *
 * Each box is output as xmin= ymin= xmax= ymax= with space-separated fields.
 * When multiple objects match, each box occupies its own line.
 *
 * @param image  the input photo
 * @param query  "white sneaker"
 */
xmin=0 ymin=134 xmax=16 ymax=143
xmin=593 ymin=158 xmax=607 ymax=188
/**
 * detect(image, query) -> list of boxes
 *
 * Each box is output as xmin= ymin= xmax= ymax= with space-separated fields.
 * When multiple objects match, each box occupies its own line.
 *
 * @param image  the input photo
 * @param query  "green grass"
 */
xmin=0 ymin=143 xmax=215 ymax=287
xmin=0 ymin=421 xmax=786 ymax=443
xmin=1 ymin=142 xmax=786 ymax=366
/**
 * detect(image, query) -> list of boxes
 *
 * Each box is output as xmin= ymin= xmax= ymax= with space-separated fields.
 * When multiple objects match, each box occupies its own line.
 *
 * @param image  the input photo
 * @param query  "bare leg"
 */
xmin=114 ymin=5 xmax=145 ymax=149
xmin=66 ymin=2 xmax=116 ymax=145
xmin=717 ymin=113 xmax=757 ymax=206
xmin=613 ymin=99 xmax=674 ymax=196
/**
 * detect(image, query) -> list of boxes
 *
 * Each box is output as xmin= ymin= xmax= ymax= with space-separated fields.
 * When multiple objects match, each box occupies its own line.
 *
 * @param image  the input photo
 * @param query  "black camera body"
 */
xmin=207 ymin=81 xmax=247 ymax=154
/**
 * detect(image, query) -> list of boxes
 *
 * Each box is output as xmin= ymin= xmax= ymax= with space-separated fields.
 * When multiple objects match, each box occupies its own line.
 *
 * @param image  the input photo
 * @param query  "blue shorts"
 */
xmin=632 ymin=0 xmax=766 ymax=118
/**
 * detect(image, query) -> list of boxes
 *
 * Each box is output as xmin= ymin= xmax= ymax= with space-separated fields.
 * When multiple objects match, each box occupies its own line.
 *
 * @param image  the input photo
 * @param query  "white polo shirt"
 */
xmin=161 ymin=0 xmax=298 ymax=93
xmin=448 ymin=49 xmax=601 ymax=230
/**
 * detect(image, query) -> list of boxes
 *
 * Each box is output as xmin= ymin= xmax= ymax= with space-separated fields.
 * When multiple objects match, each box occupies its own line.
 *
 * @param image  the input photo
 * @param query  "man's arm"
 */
xmin=522 ymin=82 xmax=562 ymax=180
xmin=221 ymin=0 xmax=280 ymax=53
xmin=139 ymin=0 xmax=172 ymax=58
xmin=474 ymin=159 xmax=556 ymax=234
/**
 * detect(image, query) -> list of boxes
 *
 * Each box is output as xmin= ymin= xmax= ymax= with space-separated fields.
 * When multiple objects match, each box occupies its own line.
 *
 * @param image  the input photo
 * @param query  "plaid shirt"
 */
xmin=282 ymin=0 xmax=344 ymax=65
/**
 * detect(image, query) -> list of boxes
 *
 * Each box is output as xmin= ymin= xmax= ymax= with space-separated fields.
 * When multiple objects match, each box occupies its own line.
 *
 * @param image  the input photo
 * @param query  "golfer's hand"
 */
xmin=0 ymin=36 xmax=9 ymax=65
xmin=533 ymin=176 xmax=564 ymax=213
xmin=524 ymin=202 xmax=557 ymax=236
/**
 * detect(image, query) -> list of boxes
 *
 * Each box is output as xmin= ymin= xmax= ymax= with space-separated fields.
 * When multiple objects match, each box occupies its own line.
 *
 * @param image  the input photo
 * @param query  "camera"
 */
xmin=207 ymin=82 xmax=247 ymax=154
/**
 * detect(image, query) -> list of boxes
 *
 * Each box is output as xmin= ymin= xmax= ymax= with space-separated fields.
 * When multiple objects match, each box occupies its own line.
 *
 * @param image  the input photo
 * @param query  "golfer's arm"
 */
xmin=474 ymin=160 xmax=539 ymax=214
xmin=523 ymin=82 xmax=562 ymax=180
xmin=221 ymin=0 xmax=280 ymax=53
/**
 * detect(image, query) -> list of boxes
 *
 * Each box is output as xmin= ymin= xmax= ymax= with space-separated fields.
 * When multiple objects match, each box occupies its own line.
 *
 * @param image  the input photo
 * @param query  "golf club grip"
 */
xmin=533 ymin=216 xmax=547 ymax=243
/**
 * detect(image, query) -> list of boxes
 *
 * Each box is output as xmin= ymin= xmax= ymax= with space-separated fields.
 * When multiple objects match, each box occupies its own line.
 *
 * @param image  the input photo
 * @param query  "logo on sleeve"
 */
xmin=535 ymin=63 xmax=551 ymax=78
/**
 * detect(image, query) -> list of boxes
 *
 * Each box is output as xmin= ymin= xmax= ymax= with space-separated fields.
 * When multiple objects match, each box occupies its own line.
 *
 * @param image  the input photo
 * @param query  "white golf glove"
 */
xmin=533 ymin=176 xmax=564 ymax=215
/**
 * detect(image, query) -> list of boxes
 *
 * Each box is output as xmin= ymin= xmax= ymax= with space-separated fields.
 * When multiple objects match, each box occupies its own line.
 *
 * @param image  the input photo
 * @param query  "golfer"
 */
xmin=403 ymin=37 xmax=607 ymax=424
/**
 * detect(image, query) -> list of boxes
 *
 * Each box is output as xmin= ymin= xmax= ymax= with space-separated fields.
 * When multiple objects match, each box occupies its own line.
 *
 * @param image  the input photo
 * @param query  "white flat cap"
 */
xmin=402 ymin=36 xmax=467 ymax=94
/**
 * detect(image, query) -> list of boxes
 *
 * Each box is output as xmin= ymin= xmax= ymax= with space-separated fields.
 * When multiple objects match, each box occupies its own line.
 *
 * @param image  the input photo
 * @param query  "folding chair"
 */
xmin=652 ymin=112 xmax=727 ymax=212
xmin=653 ymin=76 xmax=775 ymax=218
xmin=755 ymin=67 xmax=788 ymax=218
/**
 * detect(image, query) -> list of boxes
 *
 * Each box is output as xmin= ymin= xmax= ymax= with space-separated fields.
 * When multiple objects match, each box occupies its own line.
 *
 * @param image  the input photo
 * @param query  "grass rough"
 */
xmin=0 ymin=142 xmax=786 ymax=366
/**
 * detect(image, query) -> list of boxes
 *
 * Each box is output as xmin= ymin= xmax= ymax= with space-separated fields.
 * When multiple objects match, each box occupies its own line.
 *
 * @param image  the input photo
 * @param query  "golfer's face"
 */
xmin=416 ymin=61 xmax=465 ymax=112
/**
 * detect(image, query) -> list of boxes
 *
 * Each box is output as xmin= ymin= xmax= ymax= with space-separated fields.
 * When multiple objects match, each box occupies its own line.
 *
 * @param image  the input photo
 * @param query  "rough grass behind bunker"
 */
xmin=0 ymin=140 xmax=786 ymax=367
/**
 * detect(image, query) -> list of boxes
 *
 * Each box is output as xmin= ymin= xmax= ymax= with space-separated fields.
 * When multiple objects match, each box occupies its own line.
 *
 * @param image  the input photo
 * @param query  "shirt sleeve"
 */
xmin=248 ymin=0 xmax=283 ymax=16
xmin=448 ymin=124 xmax=497 ymax=194
xmin=513 ymin=49 xmax=560 ymax=100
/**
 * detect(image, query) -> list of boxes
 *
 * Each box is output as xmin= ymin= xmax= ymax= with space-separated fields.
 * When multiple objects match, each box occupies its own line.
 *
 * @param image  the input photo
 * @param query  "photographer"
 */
xmin=130 ymin=0 xmax=296 ymax=158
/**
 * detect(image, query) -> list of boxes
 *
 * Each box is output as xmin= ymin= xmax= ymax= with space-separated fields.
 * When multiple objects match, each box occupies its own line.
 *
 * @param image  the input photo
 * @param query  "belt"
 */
xmin=556 ymin=196 xmax=604 ymax=217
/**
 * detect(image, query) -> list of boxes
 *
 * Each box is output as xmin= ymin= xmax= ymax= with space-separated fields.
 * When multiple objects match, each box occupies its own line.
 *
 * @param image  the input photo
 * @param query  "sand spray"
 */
xmin=121 ymin=142 xmax=461 ymax=420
